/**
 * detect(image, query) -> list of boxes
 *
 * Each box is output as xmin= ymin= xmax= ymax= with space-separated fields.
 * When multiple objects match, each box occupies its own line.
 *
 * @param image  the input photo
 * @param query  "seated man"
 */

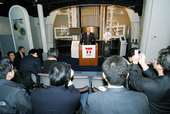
xmin=0 ymin=59 xmax=31 ymax=114
xmin=31 ymin=62 xmax=80 ymax=114
xmin=128 ymin=47 xmax=170 ymax=114
xmin=80 ymin=27 xmax=96 ymax=45
xmin=81 ymin=55 xmax=150 ymax=114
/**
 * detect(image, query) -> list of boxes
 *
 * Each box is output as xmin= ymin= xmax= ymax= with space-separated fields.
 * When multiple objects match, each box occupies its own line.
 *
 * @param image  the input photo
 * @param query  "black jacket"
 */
xmin=129 ymin=64 xmax=170 ymax=114
xmin=20 ymin=55 xmax=41 ymax=74
xmin=80 ymin=32 xmax=96 ymax=45
xmin=0 ymin=79 xmax=31 ymax=114
xmin=15 ymin=52 xmax=25 ymax=69
xmin=31 ymin=85 xmax=80 ymax=114
xmin=19 ymin=55 xmax=41 ymax=89
xmin=41 ymin=60 xmax=58 ymax=73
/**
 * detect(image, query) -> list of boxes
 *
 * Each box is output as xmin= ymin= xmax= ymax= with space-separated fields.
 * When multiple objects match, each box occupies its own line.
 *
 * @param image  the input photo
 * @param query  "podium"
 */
xmin=79 ymin=44 xmax=98 ymax=66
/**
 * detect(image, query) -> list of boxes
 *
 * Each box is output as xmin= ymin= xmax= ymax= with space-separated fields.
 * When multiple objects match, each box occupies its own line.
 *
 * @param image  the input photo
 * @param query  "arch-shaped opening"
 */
xmin=45 ymin=4 xmax=140 ymax=70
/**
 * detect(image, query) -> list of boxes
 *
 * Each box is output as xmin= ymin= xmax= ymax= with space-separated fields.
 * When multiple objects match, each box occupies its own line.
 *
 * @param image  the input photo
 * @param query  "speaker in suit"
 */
xmin=80 ymin=32 xmax=96 ymax=45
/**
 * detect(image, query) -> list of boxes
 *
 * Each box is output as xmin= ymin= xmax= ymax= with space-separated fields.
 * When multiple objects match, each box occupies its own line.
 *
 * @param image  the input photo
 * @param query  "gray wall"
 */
xmin=141 ymin=0 xmax=170 ymax=61
xmin=0 ymin=16 xmax=14 ymax=57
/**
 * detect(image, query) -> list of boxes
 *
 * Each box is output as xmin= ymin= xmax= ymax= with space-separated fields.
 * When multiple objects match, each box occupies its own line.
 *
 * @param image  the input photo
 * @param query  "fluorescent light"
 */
xmin=0 ymin=2 xmax=4 ymax=4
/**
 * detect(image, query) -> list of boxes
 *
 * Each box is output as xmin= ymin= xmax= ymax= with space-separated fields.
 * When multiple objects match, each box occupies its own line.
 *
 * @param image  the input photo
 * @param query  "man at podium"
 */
xmin=80 ymin=27 xmax=96 ymax=45
xmin=79 ymin=27 xmax=98 ymax=66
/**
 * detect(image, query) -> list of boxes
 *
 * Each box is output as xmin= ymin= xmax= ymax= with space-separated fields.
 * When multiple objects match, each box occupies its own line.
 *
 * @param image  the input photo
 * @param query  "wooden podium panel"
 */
xmin=79 ymin=44 xmax=98 ymax=66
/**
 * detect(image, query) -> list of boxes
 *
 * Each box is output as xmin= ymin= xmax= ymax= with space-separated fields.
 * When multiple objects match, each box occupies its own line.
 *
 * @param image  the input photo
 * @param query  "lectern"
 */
xmin=79 ymin=44 xmax=98 ymax=66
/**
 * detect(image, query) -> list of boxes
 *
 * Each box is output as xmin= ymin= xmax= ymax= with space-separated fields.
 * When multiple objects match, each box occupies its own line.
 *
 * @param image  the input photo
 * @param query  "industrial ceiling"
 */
xmin=0 ymin=0 xmax=143 ymax=17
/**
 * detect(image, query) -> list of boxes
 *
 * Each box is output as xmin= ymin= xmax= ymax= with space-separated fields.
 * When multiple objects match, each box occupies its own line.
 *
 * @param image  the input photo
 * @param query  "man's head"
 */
xmin=18 ymin=46 xmax=25 ymax=53
xmin=28 ymin=49 xmax=38 ymax=58
xmin=156 ymin=48 xmax=170 ymax=74
xmin=7 ymin=51 xmax=15 ymax=62
xmin=0 ymin=58 xmax=15 ymax=80
xmin=127 ymin=48 xmax=140 ymax=63
xmin=49 ymin=62 xmax=74 ymax=87
xmin=86 ymin=27 xmax=93 ymax=34
xmin=102 ymin=55 xmax=129 ymax=86
xmin=47 ymin=48 xmax=58 ymax=60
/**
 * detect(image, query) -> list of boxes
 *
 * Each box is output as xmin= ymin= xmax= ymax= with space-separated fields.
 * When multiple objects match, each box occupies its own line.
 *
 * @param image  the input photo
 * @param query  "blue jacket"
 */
xmin=81 ymin=87 xmax=150 ymax=114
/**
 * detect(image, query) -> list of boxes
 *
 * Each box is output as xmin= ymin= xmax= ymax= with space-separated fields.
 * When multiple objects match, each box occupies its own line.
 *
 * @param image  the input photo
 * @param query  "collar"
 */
xmin=107 ymin=85 xmax=124 ymax=89
xmin=68 ymin=80 xmax=73 ymax=86
xmin=47 ymin=57 xmax=57 ymax=60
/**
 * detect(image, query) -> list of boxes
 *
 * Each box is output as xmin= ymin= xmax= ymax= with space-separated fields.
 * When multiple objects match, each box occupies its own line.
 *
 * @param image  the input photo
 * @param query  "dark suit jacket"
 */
xmin=41 ymin=60 xmax=58 ymax=73
xmin=80 ymin=32 xmax=96 ymax=45
xmin=81 ymin=87 xmax=150 ymax=114
xmin=129 ymin=64 xmax=170 ymax=114
xmin=15 ymin=52 xmax=25 ymax=69
xmin=0 ymin=79 xmax=32 ymax=114
xmin=20 ymin=55 xmax=41 ymax=74
xmin=19 ymin=55 xmax=41 ymax=89
xmin=31 ymin=85 xmax=80 ymax=114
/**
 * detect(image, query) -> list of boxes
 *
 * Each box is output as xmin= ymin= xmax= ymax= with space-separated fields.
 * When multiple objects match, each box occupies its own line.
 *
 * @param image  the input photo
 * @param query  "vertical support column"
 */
xmin=46 ymin=16 xmax=54 ymax=50
xmin=140 ymin=0 xmax=153 ymax=53
xmin=99 ymin=5 xmax=105 ymax=40
xmin=37 ymin=4 xmax=48 ymax=54
xmin=71 ymin=7 xmax=78 ymax=40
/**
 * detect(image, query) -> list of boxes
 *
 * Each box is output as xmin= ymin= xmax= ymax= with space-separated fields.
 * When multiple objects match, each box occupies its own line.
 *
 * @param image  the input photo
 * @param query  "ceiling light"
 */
xmin=0 ymin=2 xmax=4 ymax=4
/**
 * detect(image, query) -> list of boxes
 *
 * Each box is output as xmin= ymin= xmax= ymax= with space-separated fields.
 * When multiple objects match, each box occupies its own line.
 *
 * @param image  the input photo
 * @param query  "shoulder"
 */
xmin=0 ymin=79 xmax=8 ymax=85
xmin=57 ymin=86 xmax=80 ymax=95
xmin=82 ymin=32 xmax=87 ymax=35
xmin=15 ymin=52 xmax=20 ymax=56
xmin=87 ymin=90 xmax=107 ymax=100
xmin=0 ymin=80 xmax=24 ymax=88
xmin=127 ymin=90 xmax=147 ymax=99
xmin=90 ymin=32 xmax=95 ymax=36
xmin=21 ymin=56 xmax=30 ymax=62
xmin=0 ymin=80 xmax=27 ymax=96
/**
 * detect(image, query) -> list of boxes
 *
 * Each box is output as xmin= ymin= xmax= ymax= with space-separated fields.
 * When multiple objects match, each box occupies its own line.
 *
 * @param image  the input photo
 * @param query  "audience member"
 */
xmin=19 ymin=49 xmax=41 ymax=89
xmin=128 ymin=47 xmax=170 ymax=114
xmin=103 ymin=28 xmax=112 ymax=43
xmin=41 ymin=48 xmax=58 ymax=73
xmin=15 ymin=46 xmax=25 ymax=69
xmin=127 ymin=47 xmax=140 ymax=63
xmin=127 ymin=47 xmax=156 ymax=74
xmin=81 ymin=55 xmax=150 ymax=114
xmin=7 ymin=51 xmax=17 ymax=68
xmin=31 ymin=62 xmax=80 ymax=114
xmin=0 ymin=49 xmax=2 ymax=60
xmin=36 ymin=48 xmax=43 ymax=65
xmin=0 ymin=58 xmax=31 ymax=114
xmin=103 ymin=28 xmax=112 ymax=57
